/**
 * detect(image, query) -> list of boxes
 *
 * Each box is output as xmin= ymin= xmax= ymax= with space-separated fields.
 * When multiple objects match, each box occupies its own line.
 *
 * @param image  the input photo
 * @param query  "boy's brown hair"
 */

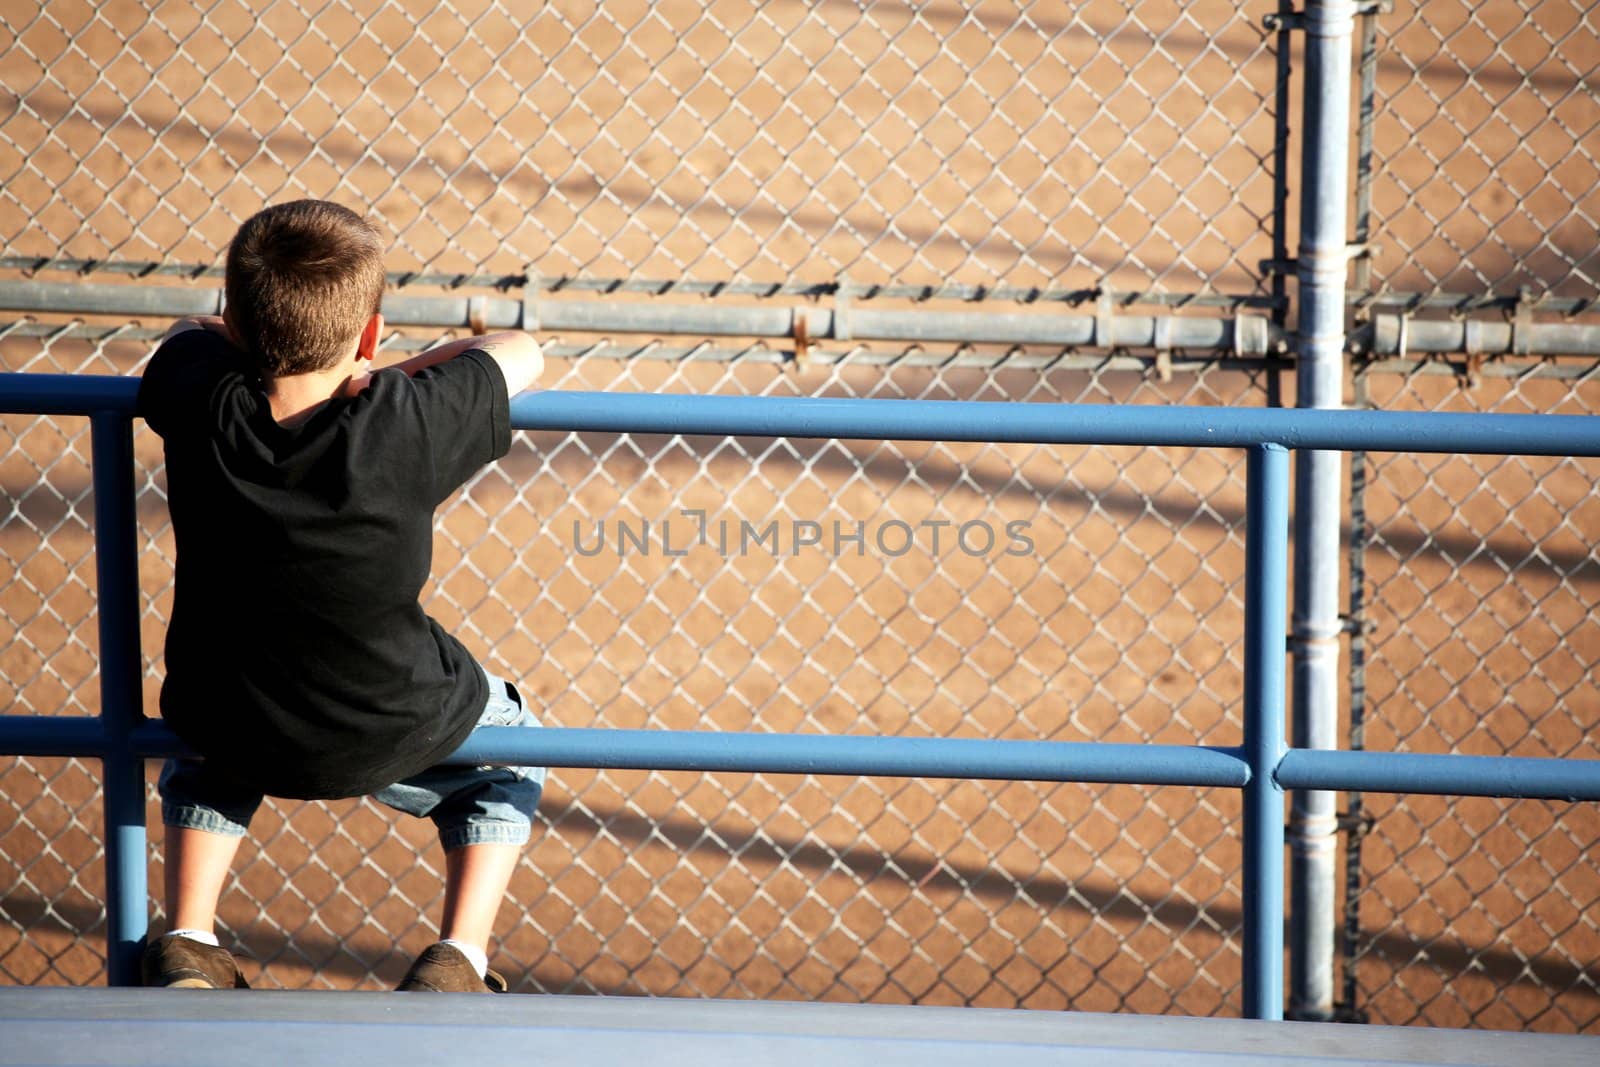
xmin=224 ymin=200 xmax=386 ymax=378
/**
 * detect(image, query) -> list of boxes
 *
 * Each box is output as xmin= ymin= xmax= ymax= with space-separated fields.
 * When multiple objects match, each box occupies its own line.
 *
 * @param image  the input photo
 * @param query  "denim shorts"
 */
xmin=158 ymin=670 xmax=547 ymax=851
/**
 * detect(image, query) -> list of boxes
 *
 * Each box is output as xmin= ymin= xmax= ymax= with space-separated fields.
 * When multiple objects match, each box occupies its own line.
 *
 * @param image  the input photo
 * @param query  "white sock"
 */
xmin=439 ymin=938 xmax=487 ymax=978
xmin=166 ymin=928 xmax=219 ymax=947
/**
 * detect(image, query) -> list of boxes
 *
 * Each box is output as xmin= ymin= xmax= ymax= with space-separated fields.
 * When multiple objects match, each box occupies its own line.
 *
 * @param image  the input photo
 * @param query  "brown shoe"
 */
xmin=141 ymin=935 xmax=250 ymax=989
xmin=396 ymin=943 xmax=507 ymax=993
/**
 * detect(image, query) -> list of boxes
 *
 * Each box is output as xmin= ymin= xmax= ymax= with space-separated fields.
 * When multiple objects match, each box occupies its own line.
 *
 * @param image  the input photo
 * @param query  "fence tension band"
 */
xmin=1265 ymin=0 xmax=1389 ymax=31
xmin=1511 ymin=286 xmax=1534 ymax=358
xmin=1094 ymin=289 xmax=1115 ymax=349
xmin=834 ymin=275 xmax=852 ymax=343
xmin=792 ymin=306 xmax=812 ymax=365
xmin=1152 ymin=314 xmax=1175 ymax=382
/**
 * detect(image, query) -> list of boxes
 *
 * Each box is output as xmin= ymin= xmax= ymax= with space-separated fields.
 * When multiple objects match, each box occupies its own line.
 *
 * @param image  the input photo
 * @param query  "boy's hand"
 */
xmin=162 ymin=315 xmax=241 ymax=348
xmin=339 ymin=371 xmax=373 ymax=398
xmin=194 ymin=315 xmax=240 ymax=345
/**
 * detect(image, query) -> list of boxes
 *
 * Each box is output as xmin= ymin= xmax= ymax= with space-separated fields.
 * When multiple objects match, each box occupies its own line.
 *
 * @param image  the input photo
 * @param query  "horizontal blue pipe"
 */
xmin=515 ymin=392 xmax=1600 ymax=456
xmin=0 ymin=716 xmax=1248 ymax=787
xmin=5 ymin=375 xmax=1600 ymax=457
xmin=444 ymin=728 xmax=1254 ymax=787
xmin=9 ymin=715 xmax=1600 ymax=802
xmin=0 ymin=716 xmax=112 ymax=755
xmin=1276 ymin=749 xmax=1600 ymax=801
xmin=0 ymin=373 xmax=139 ymax=415
xmin=0 ymin=717 xmax=197 ymax=759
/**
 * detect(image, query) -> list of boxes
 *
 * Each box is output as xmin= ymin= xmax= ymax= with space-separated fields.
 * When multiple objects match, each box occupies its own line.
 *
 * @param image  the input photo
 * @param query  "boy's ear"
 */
xmin=356 ymin=312 xmax=383 ymax=363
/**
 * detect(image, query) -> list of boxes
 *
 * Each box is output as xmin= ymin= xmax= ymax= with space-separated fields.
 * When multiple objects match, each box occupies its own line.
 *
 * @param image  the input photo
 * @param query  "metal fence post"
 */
xmin=1290 ymin=0 xmax=1357 ymax=1023
xmin=90 ymin=412 xmax=148 ymax=986
xmin=1244 ymin=443 xmax=1290 ymax=1021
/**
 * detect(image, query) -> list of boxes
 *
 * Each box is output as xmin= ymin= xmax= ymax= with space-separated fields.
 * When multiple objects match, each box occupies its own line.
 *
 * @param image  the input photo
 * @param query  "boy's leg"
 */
xmin=165 ymin=825 xmax=246 ymax=933
xmin=375 ymin=670 xmax=546 ymax=991
xmin=440 ymin=842 xmax=521 ymax=950
xmin=147 ymin=758 xmax=261 ymax=988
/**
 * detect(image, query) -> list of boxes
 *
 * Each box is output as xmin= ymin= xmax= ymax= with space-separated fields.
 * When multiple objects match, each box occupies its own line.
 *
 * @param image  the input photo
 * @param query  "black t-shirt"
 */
xmin=138 ymin=329 xmax=512 ymax=799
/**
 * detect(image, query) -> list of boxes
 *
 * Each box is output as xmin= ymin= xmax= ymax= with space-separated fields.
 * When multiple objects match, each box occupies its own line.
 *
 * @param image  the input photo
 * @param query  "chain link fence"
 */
xmin=1338 ymin=0 xmax=1600 ymax=1034
xmin=1345 ymin=358 xmax=1600 ymax=1032
xmin=2 ymin=0 xmax=1599 ymax=1036
xmin=1 ymin=0 xmax=1287 ymax=1007
xmin=1353 ymin=1 xmax=1600 ymax=304
xmin=1 ymin=325 xmax=1275 ymax=1010
xmin=0 ymin=0 xmax=1280 ymax=297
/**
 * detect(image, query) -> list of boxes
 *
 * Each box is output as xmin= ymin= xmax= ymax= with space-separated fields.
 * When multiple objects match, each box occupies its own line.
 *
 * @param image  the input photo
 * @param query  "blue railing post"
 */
xmin=90 ymin=412 xmax=148 ymax=986
xmin=1243 ymin=443 xmax=1290 ymax=1020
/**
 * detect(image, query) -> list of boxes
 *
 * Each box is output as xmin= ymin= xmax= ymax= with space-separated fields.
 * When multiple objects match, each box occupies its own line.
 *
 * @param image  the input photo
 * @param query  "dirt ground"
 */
xmin=0 ymin=0 xmax=1596 ymax=1033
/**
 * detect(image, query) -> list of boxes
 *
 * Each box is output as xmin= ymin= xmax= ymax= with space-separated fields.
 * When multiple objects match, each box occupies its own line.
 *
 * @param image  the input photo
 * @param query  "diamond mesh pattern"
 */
xmin=0 ymin=325 xmax=1267 ymax=1012
xmin=0 ymin=0 xmax=1280 ymax=296
xmin=0 ymin=330 xmax=131 ymax=986
xmin=3 ymin=0 xmax=1599 ymax=1036
xmin=1361 ymin=1 xmax=1600 ymax=300
xmin=1351 ymin=362 xmax=1600 ymax=1032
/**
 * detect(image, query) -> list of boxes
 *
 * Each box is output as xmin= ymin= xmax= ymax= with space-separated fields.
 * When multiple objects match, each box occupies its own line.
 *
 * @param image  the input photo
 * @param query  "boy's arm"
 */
xmin=387 ymin=330 xmax=544 ymax=395
xmin=138 ymin=318 xmax=243 ymax=436
xmin=400 ymin=330 xmax=541 ymax=504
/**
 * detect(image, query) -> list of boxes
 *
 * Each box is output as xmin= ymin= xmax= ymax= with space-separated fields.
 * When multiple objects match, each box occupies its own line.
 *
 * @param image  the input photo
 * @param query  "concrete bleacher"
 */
xmin=2 ymin=989 xmax=1595 ymax=1066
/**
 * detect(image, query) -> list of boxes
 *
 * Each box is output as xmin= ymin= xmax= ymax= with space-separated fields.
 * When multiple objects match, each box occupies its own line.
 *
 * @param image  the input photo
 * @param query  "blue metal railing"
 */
xmin=2 ymin=372 xmax=1598 ymax=1017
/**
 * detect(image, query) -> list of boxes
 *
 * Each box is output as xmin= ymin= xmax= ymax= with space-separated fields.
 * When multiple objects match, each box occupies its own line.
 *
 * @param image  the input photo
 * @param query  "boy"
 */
xmin=136 ymin=199 xmax=546 ymax=993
